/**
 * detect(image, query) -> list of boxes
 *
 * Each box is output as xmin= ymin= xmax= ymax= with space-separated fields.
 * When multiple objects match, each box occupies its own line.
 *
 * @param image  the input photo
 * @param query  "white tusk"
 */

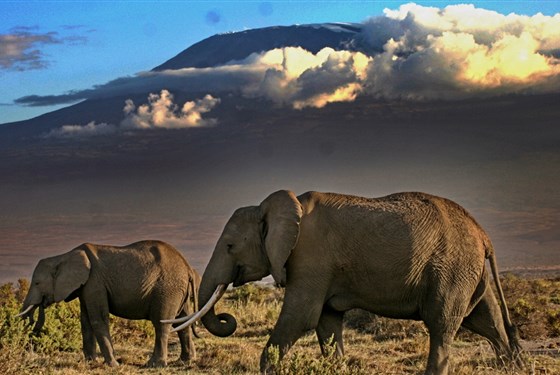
xmin=16 ymin=304 xmax=35 ymax=318
xmin=161 ymin=312 xmax=196 ymax=324
xmin=169 ymin=284 xmax=227 ymax=333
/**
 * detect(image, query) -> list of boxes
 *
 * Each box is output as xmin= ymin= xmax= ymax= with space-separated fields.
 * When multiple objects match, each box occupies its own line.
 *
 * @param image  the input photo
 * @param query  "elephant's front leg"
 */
xmin=177 ymin=324 xmax=196 ymax=362
xmin=83 ymin=290 xmax=118 ymax=366
xmin=260 ymin=288 xmax=325 ymax=373
xmin=147 ymin=321 xmax=169 ymax=367
xmin=79 ymin=299 xmax=97 ymax=361
xmin=315 ymin=305 xmax=344 ymax=357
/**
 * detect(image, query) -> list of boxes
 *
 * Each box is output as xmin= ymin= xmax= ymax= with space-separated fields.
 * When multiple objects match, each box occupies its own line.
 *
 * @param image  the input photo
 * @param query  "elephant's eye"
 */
xmin=226 ymin=244 xmax=234 ymax=254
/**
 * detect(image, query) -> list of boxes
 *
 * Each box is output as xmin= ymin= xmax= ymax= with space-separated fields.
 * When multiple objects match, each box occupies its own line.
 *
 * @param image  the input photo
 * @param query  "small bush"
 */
xmin=267 ymin=339 xmax=363 ymax=375
xmin=512 ymin=298 xmax=535 ymax=319
xmin=0 ymin=282 xmax=35 ymax=352
xmin=344 ymin=309 xmax=426 ymax=341
xmin=503 ymin=275 xmax=560 ymax=339
xmin=548 ymin=309 xmax=560 ymax=336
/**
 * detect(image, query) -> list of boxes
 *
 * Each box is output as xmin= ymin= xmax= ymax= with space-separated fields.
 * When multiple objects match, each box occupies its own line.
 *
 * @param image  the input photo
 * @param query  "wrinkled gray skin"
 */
xmin=197 ymin=190 xmax=522 ymax=375
xmin=19 ymin=240 xmax=200 ymax=367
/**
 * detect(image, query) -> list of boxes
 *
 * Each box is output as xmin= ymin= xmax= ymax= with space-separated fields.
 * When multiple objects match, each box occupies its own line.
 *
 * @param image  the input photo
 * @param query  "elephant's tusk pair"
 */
xmin=167 ymin=284 xmax=227 ymax=333
xmin=16 ymin=304 xmax=35 ymax=318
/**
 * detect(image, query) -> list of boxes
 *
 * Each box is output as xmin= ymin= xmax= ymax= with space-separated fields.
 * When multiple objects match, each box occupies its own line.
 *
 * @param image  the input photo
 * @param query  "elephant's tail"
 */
xmin=188 ymin=274 xmax=201 ymax=339
xmin=487 ymin=249 xmax=523 ymax=360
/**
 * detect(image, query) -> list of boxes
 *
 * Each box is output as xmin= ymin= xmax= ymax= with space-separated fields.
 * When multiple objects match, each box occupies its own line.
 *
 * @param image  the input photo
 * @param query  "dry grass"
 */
xmin=1 ymin=277 xmax=559 ymax=374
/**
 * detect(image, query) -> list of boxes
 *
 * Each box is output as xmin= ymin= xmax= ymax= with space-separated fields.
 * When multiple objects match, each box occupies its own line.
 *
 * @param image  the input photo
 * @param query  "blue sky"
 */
xmin=1 ymin=1 xmax=559 ymax=124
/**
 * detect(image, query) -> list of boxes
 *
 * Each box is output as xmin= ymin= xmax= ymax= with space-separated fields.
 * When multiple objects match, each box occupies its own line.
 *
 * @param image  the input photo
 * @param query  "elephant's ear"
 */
xmin=260 ymin=190 xmax=302 ymax=286
xmin=54 ymin=249 xmax=91 ymax=302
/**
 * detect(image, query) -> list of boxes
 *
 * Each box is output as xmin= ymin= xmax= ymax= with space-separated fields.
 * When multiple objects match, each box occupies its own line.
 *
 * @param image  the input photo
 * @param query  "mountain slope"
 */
xmin=153 ymin=23 xmax=363 ymax=71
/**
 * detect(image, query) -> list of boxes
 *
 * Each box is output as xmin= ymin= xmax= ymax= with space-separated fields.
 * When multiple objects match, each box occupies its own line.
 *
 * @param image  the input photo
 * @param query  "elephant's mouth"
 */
xmin=232 ymin=265 xmax=244 ymax=287
xmin=41 ymin=295 xmax=53 ymax=308
xmin=233 ymin=265 xmax=266 ymax=287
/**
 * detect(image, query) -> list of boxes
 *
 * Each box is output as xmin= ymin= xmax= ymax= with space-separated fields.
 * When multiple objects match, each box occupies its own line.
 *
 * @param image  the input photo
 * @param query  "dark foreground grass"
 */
xmin=1 ymin=276 xmax=559 ymax=374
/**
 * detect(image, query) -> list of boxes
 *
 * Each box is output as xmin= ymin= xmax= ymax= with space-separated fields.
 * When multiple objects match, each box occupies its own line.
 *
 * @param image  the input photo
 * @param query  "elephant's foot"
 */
xmin=104 ymin=359 xmax=119 ymax=367
xmin=179 ymin=351 xmax=196 ymax=362
xmin=146 ymin=357 xmax=167 ymax=368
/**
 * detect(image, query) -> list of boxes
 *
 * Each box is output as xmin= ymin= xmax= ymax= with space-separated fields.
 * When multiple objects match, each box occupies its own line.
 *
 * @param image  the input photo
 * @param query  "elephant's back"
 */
xmin=126 ymin=240 xmax=194 ymax=278
xmin=304 ymin=190 xmax=491 ymax=256
xmin=89 ymin=240 xmax=193 ymax=289
xmin=380 ymin=192 xmax=491 ymax=244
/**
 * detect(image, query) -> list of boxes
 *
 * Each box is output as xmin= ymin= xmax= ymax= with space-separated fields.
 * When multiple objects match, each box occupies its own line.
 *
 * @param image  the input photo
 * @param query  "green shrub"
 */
xmin=0 ymin=297 xmax=34 ymax=352
xmin=0 ymin=280 xmax=82 ymax=355
xmin=512 ymin=298 xmax=535 ymax=319
xmin=267 ymin=338 xmax=363 ymax=375
xmin=30 ymin=300 xmax=82 ymax=354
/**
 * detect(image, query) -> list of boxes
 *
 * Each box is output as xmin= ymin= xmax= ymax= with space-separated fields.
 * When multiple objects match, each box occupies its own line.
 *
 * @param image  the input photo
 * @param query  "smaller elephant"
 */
xmin=17 ymin=240 xmax=200 ymax=367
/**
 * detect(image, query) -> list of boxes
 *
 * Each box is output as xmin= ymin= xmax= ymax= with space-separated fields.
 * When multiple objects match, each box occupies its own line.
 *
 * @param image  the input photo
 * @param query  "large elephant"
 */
xmin=171 ymin=190 xmax=522 ymax=375
xmin=18 ymin=240 xmax=200 ymax=367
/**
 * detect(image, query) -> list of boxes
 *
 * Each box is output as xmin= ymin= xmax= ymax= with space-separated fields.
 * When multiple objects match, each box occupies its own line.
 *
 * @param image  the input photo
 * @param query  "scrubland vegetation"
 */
xmin=1 ymin=275 xmax=559 ymax=374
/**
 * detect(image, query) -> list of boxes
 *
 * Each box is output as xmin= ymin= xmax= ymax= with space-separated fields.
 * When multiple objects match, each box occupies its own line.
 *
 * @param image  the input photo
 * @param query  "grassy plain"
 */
xmin=1 ymin=275 xmax=559 ymax=374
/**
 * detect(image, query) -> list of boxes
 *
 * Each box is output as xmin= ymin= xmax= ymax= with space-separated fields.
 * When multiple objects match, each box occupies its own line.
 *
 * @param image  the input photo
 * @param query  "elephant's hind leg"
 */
xmin=422 ymin=287 xmax=471 ymax=375
xmin=461 ymin=287 xmax=515 ymax=365
xmin=424 ymin=317 xmax=463 ymax=375
xmin=315 ymin=305 xmax=344 ymax=357
xmin=174 ymin=307 xmax=196 ymax=361
xmin=147 ymin=320 xmax=170 ymax=367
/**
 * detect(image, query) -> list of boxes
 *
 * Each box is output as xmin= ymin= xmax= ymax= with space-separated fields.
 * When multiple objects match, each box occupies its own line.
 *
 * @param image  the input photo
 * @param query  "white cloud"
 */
xmin=45 ymin=91 xmax=220 ymax=138
xmin=121 ymin=90 xmax=220 ymax=129
xmin=45 ymin=121 xmax=117 ymax=138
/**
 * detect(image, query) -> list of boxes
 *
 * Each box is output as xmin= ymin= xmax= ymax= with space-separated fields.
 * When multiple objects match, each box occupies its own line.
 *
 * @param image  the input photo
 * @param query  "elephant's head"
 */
xmin=18 ymin=248 xmax=91 ymax=332
xmin=192 ymin=190 xmax=302 ymax=337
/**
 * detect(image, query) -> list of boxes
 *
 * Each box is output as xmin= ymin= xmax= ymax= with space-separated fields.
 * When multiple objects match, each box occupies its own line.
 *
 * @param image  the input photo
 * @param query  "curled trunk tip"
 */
xmin=203 ymin=312 xmax=237 ymax=337
xmin=171 ymin=284 xmax=237 ymax=337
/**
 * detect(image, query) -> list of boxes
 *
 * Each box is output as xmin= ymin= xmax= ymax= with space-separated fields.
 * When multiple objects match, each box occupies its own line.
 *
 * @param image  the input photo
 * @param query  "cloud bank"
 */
xmin=362 ymin=3 xmax=560 ymax=99
xmin=239 ymin=47 xmax=370 ymax=108
xmin=0 ymin=26 xmax=88 ymax=71
xmin=46 ymin=91 xmax=220 ymax=138
xmin=15 ymin=3 xmax=560 ymax=107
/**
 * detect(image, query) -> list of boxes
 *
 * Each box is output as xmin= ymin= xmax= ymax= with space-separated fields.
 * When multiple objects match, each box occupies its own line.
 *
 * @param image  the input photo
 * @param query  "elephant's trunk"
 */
xmin=17 ymin=303 xmax=46 ymax=334
xmin=32 ymin=305 xmax=46 ymax=335
xmin=198 ymin=275 xmax=237 ymax=337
